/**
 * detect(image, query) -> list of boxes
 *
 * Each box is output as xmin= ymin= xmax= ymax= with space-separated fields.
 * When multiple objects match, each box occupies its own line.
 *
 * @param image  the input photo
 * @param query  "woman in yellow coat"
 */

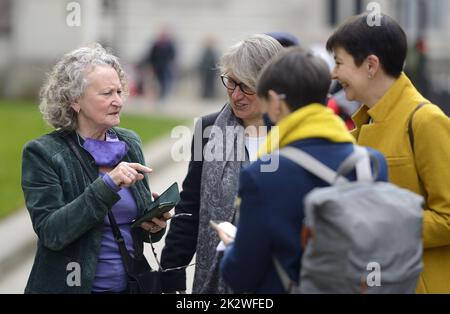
xmin=326 ymin=13 xmax=450 ymax=293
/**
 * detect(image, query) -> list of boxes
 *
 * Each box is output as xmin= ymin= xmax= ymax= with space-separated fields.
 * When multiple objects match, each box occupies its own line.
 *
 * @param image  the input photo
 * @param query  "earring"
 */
xmin=368 ymin=73 xmax=373 ymax=79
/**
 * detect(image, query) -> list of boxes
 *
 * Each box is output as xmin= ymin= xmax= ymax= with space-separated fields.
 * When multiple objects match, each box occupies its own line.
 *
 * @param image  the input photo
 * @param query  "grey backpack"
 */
xmin=274 ymin=145 xmax=424 ymax=294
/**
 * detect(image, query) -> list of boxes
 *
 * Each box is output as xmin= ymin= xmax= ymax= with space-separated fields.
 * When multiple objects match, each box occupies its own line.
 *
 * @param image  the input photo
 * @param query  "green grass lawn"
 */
xmin=0 ymin=100 xmax=186 ymax=219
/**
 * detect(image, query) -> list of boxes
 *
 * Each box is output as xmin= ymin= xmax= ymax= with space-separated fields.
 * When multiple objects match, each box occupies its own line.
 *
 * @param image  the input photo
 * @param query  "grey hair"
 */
xmin=218 ymin=34 xmax=283 ymax=90
xmin=39 ymin=43 xmax=128 ymax=130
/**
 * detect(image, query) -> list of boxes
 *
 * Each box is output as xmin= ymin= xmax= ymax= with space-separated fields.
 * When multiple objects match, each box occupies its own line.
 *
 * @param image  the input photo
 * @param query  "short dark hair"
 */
xmin=257 ymin=47 xmax=331 ymax=111
xmin=326 ymin=13 xmax=407 ymax=78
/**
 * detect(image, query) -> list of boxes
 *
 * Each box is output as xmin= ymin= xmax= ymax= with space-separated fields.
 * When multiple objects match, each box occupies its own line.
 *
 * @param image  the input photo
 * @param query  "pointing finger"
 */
xmin=128 ymin=163 xmax=153 ymax=173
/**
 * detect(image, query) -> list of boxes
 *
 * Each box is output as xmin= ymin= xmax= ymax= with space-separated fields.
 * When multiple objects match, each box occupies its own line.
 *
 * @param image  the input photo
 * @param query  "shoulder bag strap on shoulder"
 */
xmin=65 ymin=136 xmax=96 ymax=182
xmin=408 ymin=102 xmax=428 ymax=154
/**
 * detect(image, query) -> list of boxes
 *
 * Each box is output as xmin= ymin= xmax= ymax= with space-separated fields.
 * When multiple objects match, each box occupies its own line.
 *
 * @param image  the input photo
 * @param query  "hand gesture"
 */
xmin=108 ymin=162 xmax=152 ymax=188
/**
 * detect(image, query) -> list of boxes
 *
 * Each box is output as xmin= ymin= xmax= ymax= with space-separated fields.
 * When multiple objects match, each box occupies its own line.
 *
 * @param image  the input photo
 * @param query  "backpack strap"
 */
xmin=336 ymin=146 xmax=378 ymax=182
xmin=275 ymin=145 xmax=376 ymax=293
xmin=279 ymin=146 xmax=348 ymax=185
xmin=408 ymin=102 xmax=428 ymax=154
xmin=280 ymin=145 xmax=379 ymax=183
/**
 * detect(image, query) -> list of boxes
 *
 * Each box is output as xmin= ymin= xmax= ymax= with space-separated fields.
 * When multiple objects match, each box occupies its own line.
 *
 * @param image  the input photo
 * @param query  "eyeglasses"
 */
xmin=220 ymin=75 xmax=255 ymax=95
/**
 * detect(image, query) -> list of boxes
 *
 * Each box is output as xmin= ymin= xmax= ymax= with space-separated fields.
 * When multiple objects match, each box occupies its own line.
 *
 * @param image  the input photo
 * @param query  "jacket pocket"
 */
xmin=385 ymin=156 xmax=421 ymax=192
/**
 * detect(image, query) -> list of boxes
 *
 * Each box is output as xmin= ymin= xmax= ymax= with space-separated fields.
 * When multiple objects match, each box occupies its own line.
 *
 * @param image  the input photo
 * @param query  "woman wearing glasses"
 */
xmin=161 ymin=34 xmax=283 ymax=293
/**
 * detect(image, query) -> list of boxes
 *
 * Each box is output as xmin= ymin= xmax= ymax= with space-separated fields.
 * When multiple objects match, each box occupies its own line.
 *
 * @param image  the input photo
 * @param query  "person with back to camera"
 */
xmin=215 ymin=47 xmax=388 ymax=293
xmin=160 ymin=34 xmax=283 ymax=294
xmin=21 ymin=44 xmax=170 ymax=293
xmin=326 ymin=13 xmax=450 ymax=293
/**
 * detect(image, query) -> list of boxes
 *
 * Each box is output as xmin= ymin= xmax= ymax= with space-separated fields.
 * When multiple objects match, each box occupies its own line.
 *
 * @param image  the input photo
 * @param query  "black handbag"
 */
xmin=125 ymin=254 xmax=161 ymax=294
xmin=64 ymin=135 xmax=162 ymax=294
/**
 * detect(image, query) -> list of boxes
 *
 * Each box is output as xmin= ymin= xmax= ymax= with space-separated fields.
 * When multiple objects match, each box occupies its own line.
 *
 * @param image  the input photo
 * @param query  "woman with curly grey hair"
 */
xmin=22 ymin=44 xmax=169 ymax=293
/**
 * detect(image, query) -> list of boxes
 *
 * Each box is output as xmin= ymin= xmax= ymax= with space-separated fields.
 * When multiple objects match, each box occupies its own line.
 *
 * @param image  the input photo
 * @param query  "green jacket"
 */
xmin=21 ymin=128 xmax=163 ymax=293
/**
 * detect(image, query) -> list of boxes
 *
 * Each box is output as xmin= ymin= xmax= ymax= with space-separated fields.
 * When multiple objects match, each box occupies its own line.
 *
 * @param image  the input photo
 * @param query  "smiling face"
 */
xmin=72 ymin=65 xmax=123 ymax=137
xmin=331 ymin=46 xmax=370 ymax=103
xmin=225 ymin=74 xmax=263 ymax=125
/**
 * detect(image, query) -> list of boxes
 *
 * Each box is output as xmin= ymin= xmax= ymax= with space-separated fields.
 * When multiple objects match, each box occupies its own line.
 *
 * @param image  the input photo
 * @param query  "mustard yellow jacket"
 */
xmin=352 ymin=73 xmax=450 ymax=293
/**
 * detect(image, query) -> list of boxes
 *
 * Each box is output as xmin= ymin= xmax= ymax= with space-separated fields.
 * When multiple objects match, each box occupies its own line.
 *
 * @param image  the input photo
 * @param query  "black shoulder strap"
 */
xmin=65 ymin=136 xmax=96 ymax=182
xmin=64 ymin=135 xmax=134 ymax=271
xmin=408 ymin=103 xmax=428 ymax=154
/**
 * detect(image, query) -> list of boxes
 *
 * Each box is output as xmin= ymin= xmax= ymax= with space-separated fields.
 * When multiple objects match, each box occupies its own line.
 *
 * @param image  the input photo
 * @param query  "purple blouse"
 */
xmin=91 ymin=173 xmax=138 ymax=293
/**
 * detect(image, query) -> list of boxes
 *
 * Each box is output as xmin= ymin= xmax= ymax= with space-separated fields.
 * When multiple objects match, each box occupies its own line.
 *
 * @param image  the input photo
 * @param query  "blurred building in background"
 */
xmin=0 ymin=0 xmax=449 ymax=113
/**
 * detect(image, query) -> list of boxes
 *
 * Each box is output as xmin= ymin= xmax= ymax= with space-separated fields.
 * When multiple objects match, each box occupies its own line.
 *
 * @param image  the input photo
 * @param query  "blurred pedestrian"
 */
xmin=405 ymin=36 xmax=430 ymax=98
xmin=143 ymin=29 xmax=177 ymax=100
xmin=198 ymin=37 xmax=219 ymax=99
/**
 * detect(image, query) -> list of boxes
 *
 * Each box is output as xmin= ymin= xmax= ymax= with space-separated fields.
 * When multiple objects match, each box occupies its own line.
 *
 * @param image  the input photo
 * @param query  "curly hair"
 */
xmin=39 ymin=43 xmax=128 ymax=130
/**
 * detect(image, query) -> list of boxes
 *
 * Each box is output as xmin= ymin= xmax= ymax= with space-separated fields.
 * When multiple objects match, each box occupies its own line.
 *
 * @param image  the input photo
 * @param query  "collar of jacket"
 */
xmin=353 ymin=72 xmax=421 ymax=127
xmin=57 ymin=128 xmax=151 ymax=216
xmin=258 ymin=103 xmax=355 ymax=156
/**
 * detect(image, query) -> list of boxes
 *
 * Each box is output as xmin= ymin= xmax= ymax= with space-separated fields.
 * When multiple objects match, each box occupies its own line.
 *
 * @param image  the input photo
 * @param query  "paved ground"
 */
xmin=0 ymin=93 xmax=223 ymax=293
